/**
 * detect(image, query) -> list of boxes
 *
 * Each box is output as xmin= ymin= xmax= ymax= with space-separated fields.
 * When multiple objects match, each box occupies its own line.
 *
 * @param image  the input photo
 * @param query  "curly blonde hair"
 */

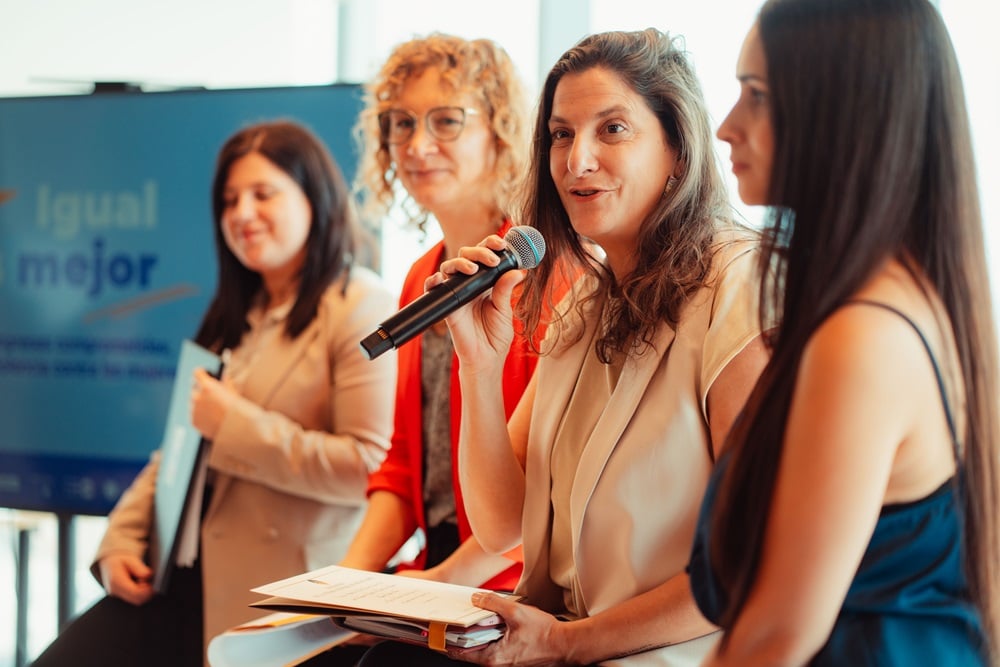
xmin=353 ymin=33 xmax=530 ymax=235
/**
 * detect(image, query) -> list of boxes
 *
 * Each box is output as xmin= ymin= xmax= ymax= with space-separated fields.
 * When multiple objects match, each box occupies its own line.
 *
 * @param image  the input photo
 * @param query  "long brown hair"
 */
xmin=515 ymin=28 xmax=733 ymax=362
xmin=709 ymin=0 xmax=999 ymax=658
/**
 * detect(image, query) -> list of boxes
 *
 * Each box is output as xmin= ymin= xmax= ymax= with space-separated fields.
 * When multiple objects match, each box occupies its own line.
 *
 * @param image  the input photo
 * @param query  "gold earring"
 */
xmin=664 ymin=176 xmax=679 ymax=195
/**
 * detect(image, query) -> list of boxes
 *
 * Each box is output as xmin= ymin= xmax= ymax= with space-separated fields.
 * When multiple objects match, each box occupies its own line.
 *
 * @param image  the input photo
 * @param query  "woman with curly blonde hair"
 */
xmin=293 ymin=34 xmax=540 ymax=663
xmin=353 ymin=33 xmax=528 ymax=239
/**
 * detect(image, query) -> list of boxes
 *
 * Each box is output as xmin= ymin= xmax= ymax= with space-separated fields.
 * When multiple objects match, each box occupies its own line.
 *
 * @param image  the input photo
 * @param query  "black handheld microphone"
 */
xmin=360 ymin=226 xmax=546 ymax=360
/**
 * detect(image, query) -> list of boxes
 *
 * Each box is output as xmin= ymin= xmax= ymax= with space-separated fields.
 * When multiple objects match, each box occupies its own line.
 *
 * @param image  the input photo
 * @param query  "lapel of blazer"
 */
xmin=568 ymin=321 xmax=677 ymax=546
xmin=518 ymin=302 xmax=597 ymax=609
xmin=239 ymin=319 xmax=322 ymax=407
xmin=206 ymin=317 xmax=322 ymax=510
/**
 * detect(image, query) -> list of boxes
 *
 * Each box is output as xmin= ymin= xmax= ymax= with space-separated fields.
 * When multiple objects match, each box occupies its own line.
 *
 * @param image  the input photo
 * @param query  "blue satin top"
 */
xmin=688 ymin=302 xmax=988 ymax=665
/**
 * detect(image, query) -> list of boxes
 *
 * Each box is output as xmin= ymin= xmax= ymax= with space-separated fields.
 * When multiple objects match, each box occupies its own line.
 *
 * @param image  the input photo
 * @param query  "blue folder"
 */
xmin=149 ymin=339 xmax=222 ymax=593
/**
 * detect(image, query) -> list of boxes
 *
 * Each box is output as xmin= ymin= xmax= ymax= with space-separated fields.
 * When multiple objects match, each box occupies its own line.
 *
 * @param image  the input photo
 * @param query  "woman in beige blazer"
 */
xmin=31 ymin=120 xmax=397 ymax=667
xmin=357 ymin=29 xmax=769 ymax=667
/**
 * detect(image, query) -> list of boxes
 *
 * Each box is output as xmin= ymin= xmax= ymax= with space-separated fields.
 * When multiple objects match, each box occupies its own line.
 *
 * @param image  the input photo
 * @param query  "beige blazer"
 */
xmin=518 ymin=236 xmax=760 ymax=666
xmin=91 ymin=266 xmax=397 ymax=662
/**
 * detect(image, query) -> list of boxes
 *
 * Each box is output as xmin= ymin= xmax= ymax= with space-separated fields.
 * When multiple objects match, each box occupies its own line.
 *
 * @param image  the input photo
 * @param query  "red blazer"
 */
xmin=367 ymin=221 xmax=535 ymax=591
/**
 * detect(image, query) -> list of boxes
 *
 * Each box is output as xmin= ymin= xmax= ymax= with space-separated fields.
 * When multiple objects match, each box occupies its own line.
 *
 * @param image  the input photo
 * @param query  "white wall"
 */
xmin=6 ymin=0 xmax=989 ymax=298
xmin=941 ymin=0 xmax=1000 ymax=307
xmin=0 ymin=0 xmax=339 ymax=95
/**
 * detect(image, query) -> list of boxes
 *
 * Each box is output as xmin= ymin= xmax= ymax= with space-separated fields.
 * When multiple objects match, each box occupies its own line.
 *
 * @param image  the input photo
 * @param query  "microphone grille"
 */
xmin=504 ymin=226 xmax=546 ymax=269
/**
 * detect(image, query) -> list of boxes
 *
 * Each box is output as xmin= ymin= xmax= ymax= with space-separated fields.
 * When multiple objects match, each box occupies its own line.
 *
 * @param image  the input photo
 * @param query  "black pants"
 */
xmin=423 ymin=521 xmax=460 ymax=570
xmin=357 ymin=641 xmax=472 ymax=666
xmin=294 ymin=642 xmax=371 ymax=667
xmin=30 ymin=562 xmax=204 ymax=667
xmin=356 ymin=638 xmax=598 ymax=666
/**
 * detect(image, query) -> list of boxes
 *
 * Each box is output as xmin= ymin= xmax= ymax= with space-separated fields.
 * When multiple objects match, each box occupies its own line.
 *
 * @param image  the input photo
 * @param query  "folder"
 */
xmin=208 ymin=612 xmax=355 ymax=667
xmin=250 ymin=564 xmax=516 ymax=651
xmin=149 ymin=339 xmax=222 ymax=593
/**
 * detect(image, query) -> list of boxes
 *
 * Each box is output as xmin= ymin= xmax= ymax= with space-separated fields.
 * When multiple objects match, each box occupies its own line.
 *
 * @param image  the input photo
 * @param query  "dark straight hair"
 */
xmin=709 ymin=0 xmax=999 ymax=657
xmin=194 ymin=120 xmax=361 ymax=352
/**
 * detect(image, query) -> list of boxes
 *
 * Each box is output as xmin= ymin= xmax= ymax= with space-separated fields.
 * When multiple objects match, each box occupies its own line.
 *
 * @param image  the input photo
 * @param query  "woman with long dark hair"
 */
xmin=688 ymin=1 xmax=999 ymax=664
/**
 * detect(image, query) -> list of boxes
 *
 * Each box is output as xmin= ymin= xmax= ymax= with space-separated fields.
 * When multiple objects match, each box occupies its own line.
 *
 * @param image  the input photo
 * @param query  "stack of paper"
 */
xmin=250 ymin=564 xmax=515 ymax=651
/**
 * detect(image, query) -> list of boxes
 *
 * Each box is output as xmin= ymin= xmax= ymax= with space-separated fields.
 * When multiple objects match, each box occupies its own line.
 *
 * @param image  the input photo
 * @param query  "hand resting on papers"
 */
xmin=441 ymin=592 xmax=569 ymax=664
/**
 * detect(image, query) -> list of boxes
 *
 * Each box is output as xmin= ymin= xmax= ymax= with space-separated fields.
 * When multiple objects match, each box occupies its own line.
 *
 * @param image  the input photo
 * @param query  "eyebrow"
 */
xmin=549 ymin=103 xmax=631 ymax=126
xmin=737 ymin=74 xmax=768 ymax=86
xmin=224 ymin=181 xmax=277 ymax=193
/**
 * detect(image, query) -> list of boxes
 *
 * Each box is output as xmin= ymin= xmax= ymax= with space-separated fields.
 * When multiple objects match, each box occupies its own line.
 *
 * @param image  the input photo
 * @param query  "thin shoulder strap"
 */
xmin=847 ymin=299 xmax=961 ymax=463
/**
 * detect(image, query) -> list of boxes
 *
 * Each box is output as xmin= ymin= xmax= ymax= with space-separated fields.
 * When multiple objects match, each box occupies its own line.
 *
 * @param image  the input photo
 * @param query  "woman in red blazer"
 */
xmin=335 ymin=34 xmax=534 ymax=593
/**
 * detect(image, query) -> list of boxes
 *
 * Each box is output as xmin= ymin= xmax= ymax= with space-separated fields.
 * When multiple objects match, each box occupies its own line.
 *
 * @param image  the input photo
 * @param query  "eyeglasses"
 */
xmin=377 ymin=106 xmax=480 ymax=145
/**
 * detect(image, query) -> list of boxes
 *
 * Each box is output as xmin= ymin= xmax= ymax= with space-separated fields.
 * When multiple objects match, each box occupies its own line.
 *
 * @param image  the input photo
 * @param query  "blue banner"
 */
xmin=0 ymin=85 xmax=365 ymax=514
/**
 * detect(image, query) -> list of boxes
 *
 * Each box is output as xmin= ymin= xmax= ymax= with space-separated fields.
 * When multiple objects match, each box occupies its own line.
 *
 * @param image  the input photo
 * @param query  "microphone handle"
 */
xmin=360 ymin=250 xmax=519 ymax=359
xmin=382 ymin=281 xmax=466 ymax=348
